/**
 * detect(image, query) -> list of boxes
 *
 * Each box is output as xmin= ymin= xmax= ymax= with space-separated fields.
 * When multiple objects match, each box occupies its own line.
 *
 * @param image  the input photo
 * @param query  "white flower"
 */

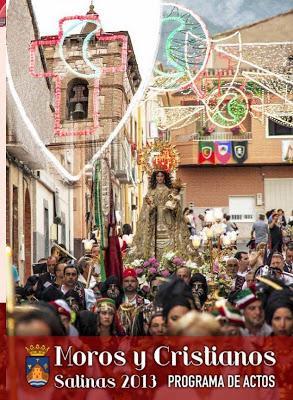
xmin=162 ymin=251 xmax=176 ymax=261
xmin=131 ymin=259 xmax=144 ymax=267
xmin=185 ymin=260 xmax=198 ymax=269
xmin=138 ymin=274 xmax=147 ymax=286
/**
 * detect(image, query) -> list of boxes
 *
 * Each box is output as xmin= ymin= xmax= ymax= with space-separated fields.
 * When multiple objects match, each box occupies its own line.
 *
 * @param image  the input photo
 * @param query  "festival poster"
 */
xmin=3 ymin=1 xmax=293 ymax=400
xmin=215 ymin=141 xmax=232 ymax=164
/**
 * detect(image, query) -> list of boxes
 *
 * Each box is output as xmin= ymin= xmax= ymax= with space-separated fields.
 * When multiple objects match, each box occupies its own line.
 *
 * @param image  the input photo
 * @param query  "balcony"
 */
xmin=175 ymin=131 xmax=253 ymax=142
xmin=6 ymin=133 xmax=45 ymax=170
xmin=111 ymin=139 xmax=134 ymax=184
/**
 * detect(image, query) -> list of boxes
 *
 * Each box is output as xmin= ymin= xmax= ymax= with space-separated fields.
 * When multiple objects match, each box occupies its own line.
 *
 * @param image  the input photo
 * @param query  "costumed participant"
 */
xmin=117 ymin=268 xmax=149 ymax=335
xmin=75 ymin=311 xmax=98 ymax=336
xmin=265 ymin=289 xmax=293 ymax=336
xmin=235 ymin=288 xmax=272 ymax=336
xmin=156 ymin=277 xmax=196 ymax=335
xmin=147 ymin=306 xmax=166 ymax=336
xmin=100 ymin=275 xmax=124 ymax=308
xmin=95 ymin=298 xmax=120 ymax=336
xmin=50 ymin=299 xmax=78 ymax=336
xmin=212 ymin=299 xmax=245 ymax=336
xmin=190 ymin=273 xmax=208 ymax=311
xmin=130 ymin=140 xmax=193 ymax=262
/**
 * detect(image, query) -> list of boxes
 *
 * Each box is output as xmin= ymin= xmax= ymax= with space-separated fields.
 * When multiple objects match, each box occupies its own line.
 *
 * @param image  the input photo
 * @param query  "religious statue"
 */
xmin=129 ymin=141 xmax=193 ymax=261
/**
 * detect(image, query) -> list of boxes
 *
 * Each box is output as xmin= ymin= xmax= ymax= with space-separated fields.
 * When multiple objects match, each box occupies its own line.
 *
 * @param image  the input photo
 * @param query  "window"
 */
xmin=229 ymin=196 xmax=256 ymax=222
xmin=67 ymin=78 xmax=89 ymax=120
xmin=268 ymin=118 xmax=293 ymax=137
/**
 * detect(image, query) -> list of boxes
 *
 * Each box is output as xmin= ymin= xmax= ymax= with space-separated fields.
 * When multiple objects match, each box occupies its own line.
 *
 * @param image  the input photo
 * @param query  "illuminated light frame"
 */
xmin=29 ymin=15 xmax=128 ymax=136
xmin=7 ymin=0 xmax=161 ymax=182
xmin=251 ymin=103 xmax=293 ymax=128
xmin=150 ymin=2 xmax=211 ymax=92
xmin=182 ymin=27 xmax=249 ymax=129
xmin=204 ymin=86 xmax=249 ymax=129
xmin=155 ymin=105 xmax=203 ymax=130
xmin=215 ymin=41 xmax=293 ymax=103
xmin=242 ymin=71 xmax=293 ymax=104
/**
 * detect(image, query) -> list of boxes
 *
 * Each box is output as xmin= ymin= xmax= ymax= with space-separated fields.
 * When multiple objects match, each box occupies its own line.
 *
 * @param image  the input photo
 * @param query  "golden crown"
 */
xmin=25 ymin=344 xmax=50 ymax=356
xmin=138 ymin=140 xmax=180 ymax=175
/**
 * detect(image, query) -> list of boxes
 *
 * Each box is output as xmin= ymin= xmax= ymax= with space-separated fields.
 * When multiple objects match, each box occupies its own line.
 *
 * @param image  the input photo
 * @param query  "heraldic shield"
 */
xmin=25 ymin=345 xmax=50 ymax=387
xmin=232 ymin=141 xmax=248 ymax=164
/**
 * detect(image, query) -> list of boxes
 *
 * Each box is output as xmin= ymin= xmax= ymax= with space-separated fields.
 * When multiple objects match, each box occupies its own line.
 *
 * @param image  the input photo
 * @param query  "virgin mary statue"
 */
xmin=130 ymin=170 xmax=192 ymax=261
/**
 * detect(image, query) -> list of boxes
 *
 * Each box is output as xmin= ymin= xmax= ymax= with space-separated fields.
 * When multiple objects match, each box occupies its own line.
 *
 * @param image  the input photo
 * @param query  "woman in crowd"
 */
xmin=265 ymin=289 xmax=293 ymax=336
xmin=95 ymin=298 xmax=119 ymax=336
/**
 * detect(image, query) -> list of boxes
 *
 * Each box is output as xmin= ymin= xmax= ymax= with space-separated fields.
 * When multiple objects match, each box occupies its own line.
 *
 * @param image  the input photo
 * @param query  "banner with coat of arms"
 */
xmin=215 ymin=141 xmax=232 ymax=164
xmin=198 ymin=141 xmax=215 ymax=164
xmin=232 ymin=141 xmax=248 ymax=164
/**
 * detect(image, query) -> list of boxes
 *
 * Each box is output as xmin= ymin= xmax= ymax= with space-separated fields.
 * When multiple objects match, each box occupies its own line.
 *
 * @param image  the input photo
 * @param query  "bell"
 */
xmin=73 ymin=102 xmax=85 ymax=119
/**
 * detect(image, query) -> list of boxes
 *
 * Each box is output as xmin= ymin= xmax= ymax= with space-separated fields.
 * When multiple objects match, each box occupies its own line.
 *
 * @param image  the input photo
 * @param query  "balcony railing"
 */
xmin=111 ymin=138 xmax=135 ymax=184
xmin=175 ymin=132 xmax=252 ymax=142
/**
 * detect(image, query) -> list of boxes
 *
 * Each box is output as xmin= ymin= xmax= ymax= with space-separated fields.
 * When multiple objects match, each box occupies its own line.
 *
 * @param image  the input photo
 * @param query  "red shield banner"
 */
xmin=198 ymin=141 xmax=215 ymax=164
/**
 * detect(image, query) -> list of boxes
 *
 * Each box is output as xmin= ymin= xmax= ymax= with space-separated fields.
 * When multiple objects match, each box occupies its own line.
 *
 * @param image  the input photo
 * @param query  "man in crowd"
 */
xmin=234 ymin=252 xmax=250 ymax=291
xmin=35 ymin=256 xmax=57 ymax=298
xmin=121 ymin=268 xmax=149 ymax=306
xmin=117 ymin=268 xmax=149 ymax=335
xmin=270 ymin=252 xmax=293 ymax=285
xmin=284 ymin=243 xmax=293 ymax=273
xmin=251 ymin=214 xmax=268 ymax=246
xmin=269 ymin=211 xmax=283 ymax=253
xmin=236 ymin=288 xmax=272 ymax=336
xmin=61 ymin=265 xmax=95 ymax=311
xmin=77 ymin=257 xmax=96 ymax=289
xmin=54 ymin=262 xmax=66 ymax=288
xmin=91 ymin=244 xmax=101 ymax=277
xmin=176 ymin=266 xmax=191 ymax=285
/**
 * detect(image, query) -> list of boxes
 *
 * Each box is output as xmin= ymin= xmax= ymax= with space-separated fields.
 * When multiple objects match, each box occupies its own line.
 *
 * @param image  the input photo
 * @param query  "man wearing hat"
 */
xmin=121 ymin=268 xmax=150 ymax=307
xmin=117 ymin=268 xmax=149 ymax=335
xmin=235 ymin=288 xmax=272 ymax=336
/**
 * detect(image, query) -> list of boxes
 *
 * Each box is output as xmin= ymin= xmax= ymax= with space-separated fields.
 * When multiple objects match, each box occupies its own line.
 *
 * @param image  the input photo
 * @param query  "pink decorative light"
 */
xmin=29 ymin=15 xmax=128 ymax=137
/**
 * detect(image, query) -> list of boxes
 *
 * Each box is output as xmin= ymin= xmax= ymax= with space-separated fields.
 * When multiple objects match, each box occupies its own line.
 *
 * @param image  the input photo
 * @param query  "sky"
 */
xmin=31 ymin=0 xmax=162 ymax=79
xmin=29 ymin=0 xmax=293 ymax=75
xmin=181 ymin=0 xmax=293 ymax=34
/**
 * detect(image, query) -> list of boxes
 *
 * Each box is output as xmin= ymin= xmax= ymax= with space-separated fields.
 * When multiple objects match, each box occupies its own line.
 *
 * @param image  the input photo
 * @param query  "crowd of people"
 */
xmin=11 ymin=218 xmax=293 ymax=337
